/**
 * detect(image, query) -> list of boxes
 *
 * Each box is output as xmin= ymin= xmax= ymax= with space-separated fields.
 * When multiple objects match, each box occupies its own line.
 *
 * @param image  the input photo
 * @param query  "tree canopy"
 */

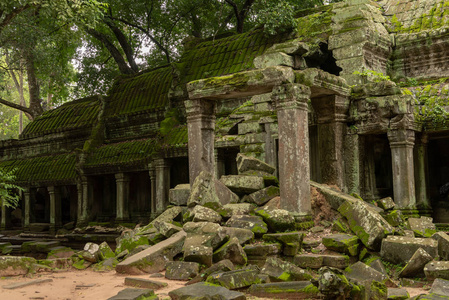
xmin=0 ymin=0 xmax=339 ymax=137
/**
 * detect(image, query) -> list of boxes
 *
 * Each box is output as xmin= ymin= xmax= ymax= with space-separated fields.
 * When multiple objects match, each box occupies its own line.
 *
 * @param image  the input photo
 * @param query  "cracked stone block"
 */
xmin=380 ymin=236 xmax=438 ymax=265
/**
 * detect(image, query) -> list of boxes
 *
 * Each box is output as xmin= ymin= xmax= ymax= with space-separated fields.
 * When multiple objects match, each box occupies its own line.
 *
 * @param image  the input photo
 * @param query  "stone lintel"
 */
xmin=312 ymin=94 xmax=349 ymax=124
xmin=272 ymin=83 xmax=311 ymax=215
xmin=294 ymin=69 xmax=351 ymax=97
xmin=187 ymin=66 xmax=295 ymax=100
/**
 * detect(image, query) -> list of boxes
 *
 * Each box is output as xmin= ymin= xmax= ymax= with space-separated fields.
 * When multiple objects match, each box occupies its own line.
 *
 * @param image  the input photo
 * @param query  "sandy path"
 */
xmin=0 ymin=270 xmax=185 ymax=300
xmin=0 ymin=269 xmax=429 ymax=300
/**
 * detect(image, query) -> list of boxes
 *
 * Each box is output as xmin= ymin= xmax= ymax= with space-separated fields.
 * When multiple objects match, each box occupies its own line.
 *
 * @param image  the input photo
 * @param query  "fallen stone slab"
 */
xmin=115 ymin=230 xmax=151 ymax=254
xmin=183 ymin=244 xmax=213 ymax=267
xmin=367 ymin=258 xmax=387 ymax=275
xmin=247 ymin=281 xmax=319 ymax=299
xmin=261 ymin=257 xmax=312 ymax=281
xmin=107 ymin=288 xmax=157 ymax=300
xmin=399 ymin=248 xmax=434 ymax=278
xmin=263 ymin=231 xmax=305 ymax=256
xmin=148 ymin=206 xmax=183 ymax=226
xmin=169 ymin=282 xmax=246 ymax=300
xmin=2 ymin=278 xmax=53 ymax=289
xmin=47 ymin=246 xmax=75 ymax=259
xmin=407 ymin=216 xmax=436 ymax=237
xmin=21 ymin=241 xmax=61 ymax=253
xmin=187 ymin=171 xmax=239 ymax=209
xmin=116 ymin=231 xmax=186 ymax=275
xmin=0 ymin=256 xmax=37 ymax=276
xmin=237 ymin=153 xmax=275 ymax=175
xmin=322 ymin=233 xmax=359 ymax=256
xmin=165 ymin=261 xmax=200 ymax=281
xmin=411 ymin=293 xmax=449 ymax=300
xmin=430 ymin=278 xmax=449 ymax=296
xmin=387 ymin=288 xmax=409 ymax=299
xmin=220 ymin=175 xmax=265 ymax=194
xmin=380 ymin=236 xmax=438 ymax=265
xmin=425 ymin=261 xmax=449 ymax=281
xmin=432 ymin=232 xmax=449 ymax=261
xmin=169 ymin=184 xmax=190 ymax=206
xmin=225 ymin=215 xmax=268 ymax=236
xmin=344 ymin=261 xmax=388 ymax=285
xmin=207 ymin=265 xmax=260 ymax=289
xmin=294 ymin=253 xmax=350 ymax=269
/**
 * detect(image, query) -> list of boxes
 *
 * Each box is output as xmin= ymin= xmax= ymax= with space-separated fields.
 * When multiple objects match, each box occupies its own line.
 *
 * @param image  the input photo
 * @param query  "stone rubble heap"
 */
xmin=1 ymin=154 xmax=449 ymax=299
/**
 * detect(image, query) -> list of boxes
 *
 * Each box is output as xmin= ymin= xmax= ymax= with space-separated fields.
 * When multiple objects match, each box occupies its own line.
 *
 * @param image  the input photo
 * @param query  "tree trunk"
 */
xmin=24 ymin=49 xmax=44 ymax=120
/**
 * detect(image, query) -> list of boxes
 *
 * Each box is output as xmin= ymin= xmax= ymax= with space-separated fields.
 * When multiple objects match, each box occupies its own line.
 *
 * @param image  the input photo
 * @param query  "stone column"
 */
xmin=148 ymin=164 xmax=157 ymax=215
xmin=344 ymin=130 xmax=360 ymax=195
xmin=23 ymin=188 xmax=31 ymax=229
xmin=415 ymin=133 xmax=431 ymax=211
xmin=273 ymin=83 xmax=311 ymax=215
xmin=77 ymin=176 xmax=92 ymax=227
xmin=115 ymin=173 xmax=130 ymax=223
xmin=388 ymin=129 xmax=416 ymax=209
xmin=48 ymin=186 xmax=62 ymax=234
xmin=313 ymin=95 xmax=348 ymax=189
xmin=185 ymin=99 xmax=216 ymax=185
xmin=154 ymin=158 xmax=171 ymax=213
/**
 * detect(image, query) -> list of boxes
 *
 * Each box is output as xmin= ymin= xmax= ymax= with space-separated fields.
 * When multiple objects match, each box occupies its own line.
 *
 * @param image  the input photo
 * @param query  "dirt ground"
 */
xmin=0 ymin=269 xmax=429 ymax=300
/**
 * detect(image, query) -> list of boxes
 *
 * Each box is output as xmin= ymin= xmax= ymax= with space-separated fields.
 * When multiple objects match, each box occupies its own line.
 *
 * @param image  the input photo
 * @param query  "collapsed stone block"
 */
xmin=222 ymin=227 xmax=254 ymax=245
xmin=399 ymin=248 xmax=434 ymax=278
xmin=154 ymin=221 xmax=183 ymax=238
xmin=377 ymin=197 xmax=395 ymax=210
xmin=165 ymin=261 xmax=200 ymax=280
xmin=169 ymin=184 xmax=191 ymax=206
xmin=206 ymin=265 xmax=260 ymax=289
xmin=429 ymin=278 xmax=449 ymax=296
xmin=387 ymin=288 xmax=409 ymax=300
xmin=425 ymin=261 xmax=449 ymax=281
xmin=380 ymin=236 xmax=438 ymax=265
xmin=322 ymin=233 xmax=360 ymax=256
xmin=124 ymin=277 xmax=168 ymax=290
xmin=344 ymin=261 xmax=388 ymax=285
xmin=220 ymin=203 xmax=256 ymax=218
xmin=432 ymin=232 xmax=449 ymax=261
xmin=191 ymin=205 xmax=222 ymax=223
xmin=244 ymin=243 xmax=282 ymax=258
xmin=116 ymin=231 xmax=186 ymax=274
xmin=187 ymin=259 xmax=235 ymax=285
xmin=107 ymin=288 xmax=157 ymax=300
xmin=407 ymin=216 xmax=436 ymax=237
xmin=254 ymin=208 xmax=295 ymax=232
xmin=220 ymin=175 xmax=265 ymax=194
xmin=261 ymin=257 xmax=312 ymax=281
xmin=244 ymin=186 xmax=279 ymax=207
xmin=169 ymin=282 xmax=246 ymax=300
xmin=247 ymin=281 xmax=319 ymax=299
xmin=236 ymin=153 xmax=275 ymax=175
xmin=294 ymin=254 xmax=350 ymax=269
xmin=213 ymin=237 xmax=247 ymax=266
xmin=225 ymin=215 xmax=268 ymax=236
xmin=183 ymin=245 xmax=213 ymax=267
xmin=0 ymin=256 xmax=37 ymax=276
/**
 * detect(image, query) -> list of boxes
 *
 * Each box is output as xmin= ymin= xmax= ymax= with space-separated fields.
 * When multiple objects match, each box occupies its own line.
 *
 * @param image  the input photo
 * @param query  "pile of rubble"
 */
xmin=2 ymin=154 xmax=449 ymax=299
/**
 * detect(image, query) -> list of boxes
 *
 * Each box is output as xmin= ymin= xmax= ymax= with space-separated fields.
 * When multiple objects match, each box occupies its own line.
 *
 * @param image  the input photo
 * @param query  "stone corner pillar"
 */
xmin=185 ymin=99 xmax=216 ymax=185
xmin=415 ymin=133 xmax=431 ymax=213
xmin=387 ymin=129 xmax=416 ymax=210
xmin=154 ymin=158 xmax=171 ymax=213
xmin=148 ymin=163 xmax=157 ymax=216
xmin=272 ymin=83 xmax=311 ymax=215
xmin=115 ymin=173 xmax=130 ymax=223
xmin=48 ymin=186 xmax=62 ymax=234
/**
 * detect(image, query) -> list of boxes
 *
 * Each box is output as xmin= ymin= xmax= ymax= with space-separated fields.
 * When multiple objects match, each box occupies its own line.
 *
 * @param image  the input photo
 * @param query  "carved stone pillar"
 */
xmin=185 ymin=99 xmax=216 ymax=185
xmin=388 ymin=129 xmax=416 ymax=209
xmin=115 ymin=173 xmax=130 ymax=222
xmin=148 ymin=164 xmax=157 ymax=215
xmin=415 ymin=133 xmax=431 ymax=211
xmin=344 ymin=130 xmax=360 ymax=195
xmin=154 ymin=159 xmax=171 ymax=213
xmin=273 ymin=83 xmax=311 ymax=215
xmin=215 ymin=149 xmax=225 ymax=179
xmin=48 ymin=186 xmax=62 ymax=234
xmin=77 ymin=176 xmax=92 ymax=227
xmin=312 ymin=95 xmax=348 ymax=189
xmin=23 ymin=188 xmax=30 ymax=229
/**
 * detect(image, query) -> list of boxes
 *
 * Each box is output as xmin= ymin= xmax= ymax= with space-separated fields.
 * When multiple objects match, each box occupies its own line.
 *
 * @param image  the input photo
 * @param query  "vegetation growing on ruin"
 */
xmin=0 ymin=167 xmax=23 ymax=208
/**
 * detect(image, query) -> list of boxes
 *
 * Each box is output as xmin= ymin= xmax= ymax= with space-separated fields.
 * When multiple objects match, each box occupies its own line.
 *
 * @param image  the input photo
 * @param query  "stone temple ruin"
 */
xmin=2 ymin=0 xmax=449 ymax=298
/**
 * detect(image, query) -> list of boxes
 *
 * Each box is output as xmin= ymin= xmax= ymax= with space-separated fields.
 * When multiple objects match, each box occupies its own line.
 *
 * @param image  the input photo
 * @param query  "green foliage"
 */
xmin=0 ymin=168 xmax=23 ymax=208
xmin=257 ymin=1 xmax=298 ymax=35
xmin=353 ymin=69 xmax=391 ymax=83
